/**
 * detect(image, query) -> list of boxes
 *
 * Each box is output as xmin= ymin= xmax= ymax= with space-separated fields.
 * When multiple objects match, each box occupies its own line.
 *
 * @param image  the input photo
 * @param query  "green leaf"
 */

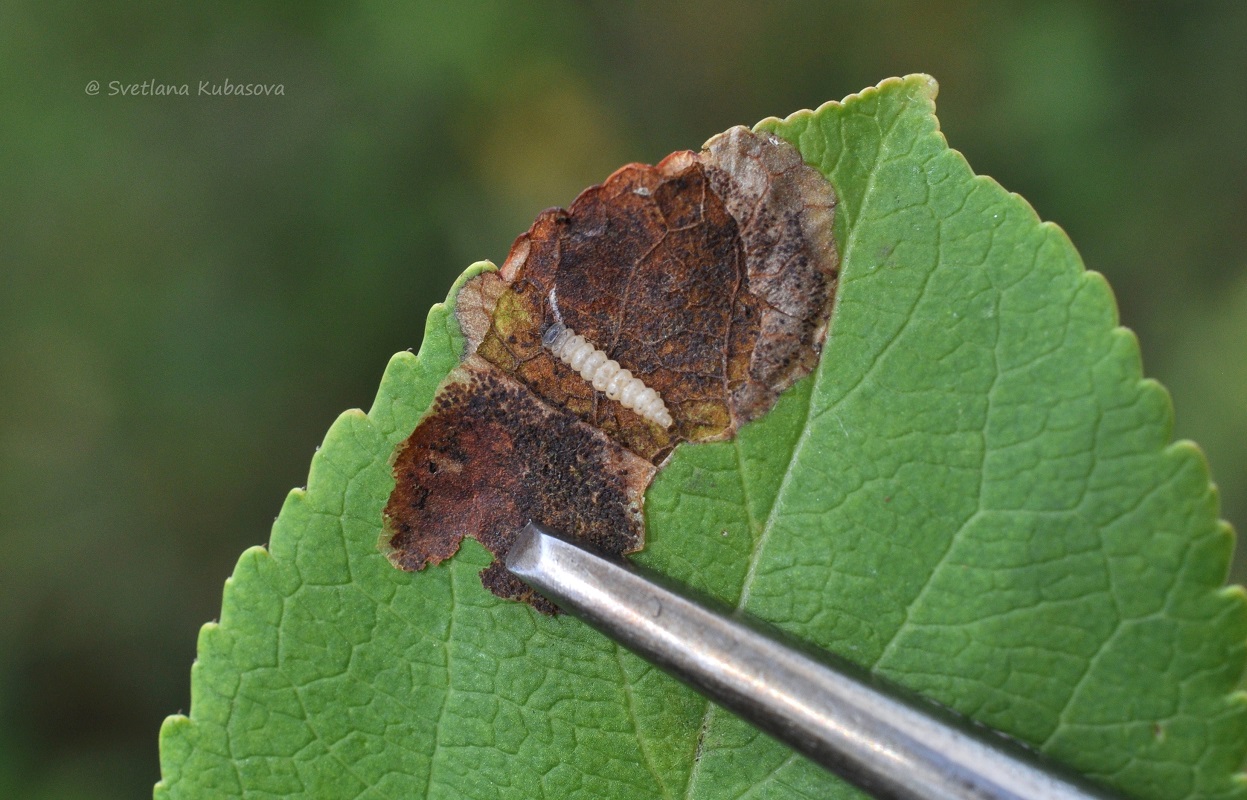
xmin=155 ymin=75 xmax=1247 ymax=800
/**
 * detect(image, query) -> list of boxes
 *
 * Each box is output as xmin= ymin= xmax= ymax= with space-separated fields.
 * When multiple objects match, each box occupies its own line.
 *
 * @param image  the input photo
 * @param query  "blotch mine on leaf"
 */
xmin=384 ymin=126 xmax=839 ymax=610
xmin=383 ymin=356 xmax=654 ymax=614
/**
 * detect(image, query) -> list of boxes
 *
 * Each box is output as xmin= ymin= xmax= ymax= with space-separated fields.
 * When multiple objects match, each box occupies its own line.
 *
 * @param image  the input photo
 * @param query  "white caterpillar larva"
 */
xmin=541 ymin=323 xmax=674 ymax=429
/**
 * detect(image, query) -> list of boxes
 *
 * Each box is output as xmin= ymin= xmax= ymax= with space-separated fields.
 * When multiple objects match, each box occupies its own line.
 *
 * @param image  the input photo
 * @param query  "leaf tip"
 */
xmin=755 ymin=73 xmax=939 ymax=136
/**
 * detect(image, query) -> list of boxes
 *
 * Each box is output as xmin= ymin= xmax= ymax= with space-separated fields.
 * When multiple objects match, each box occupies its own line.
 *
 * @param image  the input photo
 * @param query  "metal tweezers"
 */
xmin=506 ymin=522 xmax=1127 ymax=800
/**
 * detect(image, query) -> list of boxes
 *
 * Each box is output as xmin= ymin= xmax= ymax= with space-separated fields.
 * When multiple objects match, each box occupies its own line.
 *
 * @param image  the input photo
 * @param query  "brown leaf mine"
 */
xmin=384 ymin=127 xmax=838 ymax=610
xmin=384 ymin=357 xmax=655 ymax=614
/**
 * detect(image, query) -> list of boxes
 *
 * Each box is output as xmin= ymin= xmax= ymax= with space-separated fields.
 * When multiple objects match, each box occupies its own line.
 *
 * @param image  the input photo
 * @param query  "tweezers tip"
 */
xmin=505 ymin=521 xmax=546 ymax=577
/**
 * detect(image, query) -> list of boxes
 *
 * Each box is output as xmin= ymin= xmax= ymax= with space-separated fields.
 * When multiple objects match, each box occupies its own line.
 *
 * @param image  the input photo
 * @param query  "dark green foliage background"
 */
xmin=1 ymin=3 xmax=1244 ymax=797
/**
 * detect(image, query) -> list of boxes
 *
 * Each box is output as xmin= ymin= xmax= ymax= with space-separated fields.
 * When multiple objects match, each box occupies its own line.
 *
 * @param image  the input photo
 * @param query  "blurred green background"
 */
xmin=1 ymin=2 xmax=1244 ymax=797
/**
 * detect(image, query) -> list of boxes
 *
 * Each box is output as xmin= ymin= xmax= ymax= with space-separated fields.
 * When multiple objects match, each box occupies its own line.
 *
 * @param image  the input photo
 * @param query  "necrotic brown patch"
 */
xmin=384 ymin=127 xmax=838 ymax=611
xmin=384 ymin=357 xmax=654 ymax=614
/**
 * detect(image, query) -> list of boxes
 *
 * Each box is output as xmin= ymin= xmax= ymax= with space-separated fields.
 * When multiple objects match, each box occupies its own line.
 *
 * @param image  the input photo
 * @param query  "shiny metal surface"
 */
xmin=506 ymin=522 xmax=1126 ymax=800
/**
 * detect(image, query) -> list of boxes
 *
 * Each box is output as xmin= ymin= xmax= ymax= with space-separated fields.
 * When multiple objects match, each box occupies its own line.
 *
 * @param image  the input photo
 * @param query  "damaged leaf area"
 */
xmin=384 ymin=359 xmax=654 ymax=614
xmin=384 ymin=127 xmax=839 ymax=607
xmin=159 ymin=77 xmax=1247 ymax=800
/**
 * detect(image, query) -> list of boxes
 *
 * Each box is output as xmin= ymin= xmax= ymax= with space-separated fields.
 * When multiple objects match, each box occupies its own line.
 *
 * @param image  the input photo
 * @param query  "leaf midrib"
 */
xmin=679 ymin=90 xmax=905 ymax=800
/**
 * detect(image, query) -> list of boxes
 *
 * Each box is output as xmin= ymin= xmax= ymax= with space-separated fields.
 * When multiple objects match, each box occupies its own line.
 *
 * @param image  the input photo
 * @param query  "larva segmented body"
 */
xmin=542 ymin=323 xmax=673 ymax=428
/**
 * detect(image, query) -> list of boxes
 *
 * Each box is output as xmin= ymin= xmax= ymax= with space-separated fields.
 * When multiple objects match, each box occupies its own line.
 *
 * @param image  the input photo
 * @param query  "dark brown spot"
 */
xmin=384 ymin=357 xmax=654 ymax=613
xmin=460 ymin=128 xmax=838 ymax=462
xmin=385 ymin=128 xmax=838 ymax=610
